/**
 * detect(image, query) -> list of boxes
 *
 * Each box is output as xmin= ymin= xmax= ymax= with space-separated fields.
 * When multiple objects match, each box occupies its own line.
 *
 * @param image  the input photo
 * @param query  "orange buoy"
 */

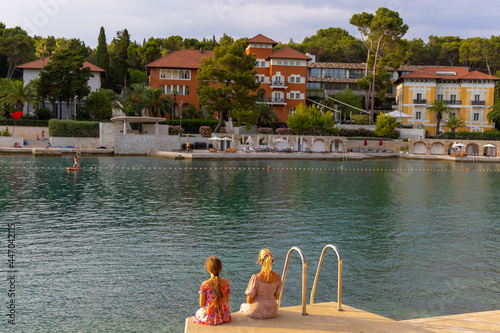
xmin=467 ymin=168 xmax=469 ymax=172
xmin=268 ymin=166 xmax=271 ymax=170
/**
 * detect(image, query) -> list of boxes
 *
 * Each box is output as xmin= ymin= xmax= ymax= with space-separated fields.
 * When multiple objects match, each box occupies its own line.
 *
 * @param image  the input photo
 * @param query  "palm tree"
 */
xmin=139 ymin=88 xmax=173 ymax=117
xmin=0 ymin=80 xmax=39 ymax=113
xmin=123 ymin=83 xmax=147 ymax=115
xmin=426 ymin=100 xmax=451 ymax=136
xmin=487 ymin=99 xmax=500 ymax=128
xmin=255 ymin=103 xmax=277 ymax=126
xmin=444 ymin=114 xmax=466 ymax=132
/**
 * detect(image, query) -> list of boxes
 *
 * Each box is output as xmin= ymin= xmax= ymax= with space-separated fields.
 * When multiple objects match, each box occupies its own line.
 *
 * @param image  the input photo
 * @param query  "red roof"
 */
xmin=399 ymin=67 xmax=498 ymax=80
xmin=267 ymin=46 xmax=312 ymax=61
xmin=146 ymin=49 xmax=213 ymax=69
xmin=246 ymin=34 xmax=278 ymax=46
xmin=17 ymin=58 xmax=105 ymax=72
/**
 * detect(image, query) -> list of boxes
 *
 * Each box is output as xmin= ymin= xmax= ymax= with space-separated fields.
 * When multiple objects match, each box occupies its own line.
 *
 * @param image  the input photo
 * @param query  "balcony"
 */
xmin=270 ymin=81 xmax=288 ymax=89
xmin=471 ymin=100 xmax=485 ymax=105
xmin=443 ymin=100 xmax=462 ymax=105
xmin=265 ymin=97 xmax=287 ymax=105
xmin=413 ymin=99 xmax=427 ymax=104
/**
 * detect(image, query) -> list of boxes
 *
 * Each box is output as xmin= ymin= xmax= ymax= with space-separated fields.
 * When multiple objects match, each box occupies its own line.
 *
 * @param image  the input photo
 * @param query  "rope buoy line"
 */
xmin=0 ymin=165 xmax=498 ymax=172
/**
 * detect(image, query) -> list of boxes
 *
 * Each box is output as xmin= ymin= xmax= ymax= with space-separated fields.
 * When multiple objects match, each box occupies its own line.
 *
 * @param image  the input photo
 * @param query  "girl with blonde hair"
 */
xmin=193 ymin=256 xmax=231 ymax=325
xmin=240 ymin=249 xmax=282 ymax=319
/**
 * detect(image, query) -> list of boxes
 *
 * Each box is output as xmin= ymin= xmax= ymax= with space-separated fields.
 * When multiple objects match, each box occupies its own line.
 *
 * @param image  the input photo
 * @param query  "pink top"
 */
xmin=240 ymin=274 xmax=282 ymax=319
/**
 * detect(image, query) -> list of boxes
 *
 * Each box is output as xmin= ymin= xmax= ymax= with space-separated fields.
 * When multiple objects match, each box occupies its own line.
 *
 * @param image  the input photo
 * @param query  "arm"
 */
xmin=246 ymin=296 xmax=254 ymax=304
xmin=199 ymin=293 xmax=206 ymax=308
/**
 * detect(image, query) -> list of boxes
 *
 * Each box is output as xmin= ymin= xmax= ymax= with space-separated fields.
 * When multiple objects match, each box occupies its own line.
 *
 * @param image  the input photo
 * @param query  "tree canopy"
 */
xmin=197 ymin=39 xmax=260 ymax=132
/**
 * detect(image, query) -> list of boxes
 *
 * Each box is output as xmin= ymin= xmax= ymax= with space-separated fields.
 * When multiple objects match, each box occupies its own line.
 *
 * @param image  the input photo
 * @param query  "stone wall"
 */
xmin=4 ymin=126 xmax=48 ymax=139
xmin=408 ymin=139 xmax=499 ymax=157
xmin=346 ymin=140 xmax=406 ymax=153
xmin=50 ymin=137 xmax=100 ymax=149
xmin=0 ymin=136 xmax=25 ymax=148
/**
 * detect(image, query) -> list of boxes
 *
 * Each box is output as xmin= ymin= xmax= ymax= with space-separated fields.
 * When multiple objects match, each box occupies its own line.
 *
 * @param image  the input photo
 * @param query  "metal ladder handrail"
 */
xmin=278 ymin=246 xmax=307 ymax=315
xmin=310 ymin=244 xmax=343 ymax=311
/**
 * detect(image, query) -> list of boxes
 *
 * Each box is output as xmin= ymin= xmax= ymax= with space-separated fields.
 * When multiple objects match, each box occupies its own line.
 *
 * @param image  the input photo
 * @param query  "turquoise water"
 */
xmin=0 ymin=155 xmax=499 ymax=332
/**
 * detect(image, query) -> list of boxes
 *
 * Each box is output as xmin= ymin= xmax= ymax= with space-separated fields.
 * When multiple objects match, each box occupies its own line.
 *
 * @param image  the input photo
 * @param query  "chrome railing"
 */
xmin=279 ymin=246 xmax=307 ymax=315
xmin=310 ymin=244 xmax=343 ymax=311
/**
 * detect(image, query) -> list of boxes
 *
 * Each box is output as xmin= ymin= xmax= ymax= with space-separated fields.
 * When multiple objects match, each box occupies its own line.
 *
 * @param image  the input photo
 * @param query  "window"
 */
xmin=474 ymin=94 xmax=480 ymax=102
xmin=323 ymin=69 xmax=333 ymax=78
xmin=416 ymin=93 xmax=422 ymax=100
xmin=437 ymin=94 xmax=443 ymax=100
xmin=164 ymin=85 xmax=189 ymax=95
xmin=284 ymin=61 xmax=288 ymax=65
xmin=450 ymin=95 xmax=456 ymax=101
xmin=473 ymin=113 xmax=480 ymax=121
xmin=261 ymin=61 xmax=265 ymax=67
xmin=415 ymin=111 xmax=422 ymax=120
xmin=277 ymin=60 xmax=282 ymax=65
xmin=160 ymin=69 xmax=190 ymax=80
xmin=296 ymin=61 xmax=300 ymax=66
xmin=309 ymin=68 xmax=321 ymax=77
xmin=334 ymin=69 xmax=346 ymax=79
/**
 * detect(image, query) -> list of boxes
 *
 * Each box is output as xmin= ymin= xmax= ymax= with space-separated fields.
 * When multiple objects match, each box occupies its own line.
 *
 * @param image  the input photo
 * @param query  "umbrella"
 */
xmin=483 ymin=143 xmax=496 ymax=148
xmin=386 ymin=111 xmax=413 ymax=119
xmin=274 ymin=138 xmax=285 ymax=142
xmin=208 ymin=137 xmax=222 ymax=141
xmin=363 ymin=139 xmax=367 ymax=146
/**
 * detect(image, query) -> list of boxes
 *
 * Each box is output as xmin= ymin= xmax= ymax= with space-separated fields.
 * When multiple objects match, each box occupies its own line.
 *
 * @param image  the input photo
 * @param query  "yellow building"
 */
xmin=393 ymin=67 xmax=499 ymax=135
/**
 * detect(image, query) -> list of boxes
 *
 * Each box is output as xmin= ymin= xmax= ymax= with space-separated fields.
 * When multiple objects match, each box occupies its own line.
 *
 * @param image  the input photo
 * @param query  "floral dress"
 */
xmin=193 ymin=282 xmax=231 ymax=325
xmin=240 ymin=274 xmax=282 ymax=319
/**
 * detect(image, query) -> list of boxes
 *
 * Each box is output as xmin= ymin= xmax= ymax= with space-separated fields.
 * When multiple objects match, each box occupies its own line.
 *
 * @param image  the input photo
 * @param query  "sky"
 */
xmin=3 ymin=0 xmax=500 ymax=48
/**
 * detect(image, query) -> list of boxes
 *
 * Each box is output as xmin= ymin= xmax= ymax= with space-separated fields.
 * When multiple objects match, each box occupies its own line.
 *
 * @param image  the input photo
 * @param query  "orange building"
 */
xmin=146 ymin=34 xmax=311 ymax=122
xmin=146 ymin=49 xmax=213 ymax=117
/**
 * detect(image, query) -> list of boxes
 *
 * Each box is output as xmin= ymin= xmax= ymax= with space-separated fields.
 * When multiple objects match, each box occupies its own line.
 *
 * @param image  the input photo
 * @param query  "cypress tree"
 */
xmin=96 ymin=27 xmax=110 ymax=88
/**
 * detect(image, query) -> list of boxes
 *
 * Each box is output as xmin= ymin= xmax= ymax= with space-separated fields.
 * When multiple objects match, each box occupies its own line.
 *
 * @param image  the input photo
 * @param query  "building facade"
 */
xmin=393 ymin=67 xmax=499 ymax=135
xmin=245 ymin=34 xmax=311 ymax=122
xmin=146 ymin=49 xmax=213 ymax=117
xmin=17 ymin=58 xmax=105 ymax=119
xmin=146 ymin=34 xmax=311 ymax=123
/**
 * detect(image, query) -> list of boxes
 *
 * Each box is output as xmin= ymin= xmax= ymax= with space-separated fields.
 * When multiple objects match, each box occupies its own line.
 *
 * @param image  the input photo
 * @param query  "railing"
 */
xmin=279 ymin=247 xmax=307 ymax=315
xmin=471 ymin=100 xmax=485 ymax=105
xmin=310 ymin=244 xmax=343 ymax=311
xmin=444 ymin=100 xmax=462 ymax=105
xmin=264 ymin=97 xmax=287 ymax=104
xmin=413 ymin=99 xmax=427 ymax=104
xmin=271 ymin=81 xmax=288 ymax=88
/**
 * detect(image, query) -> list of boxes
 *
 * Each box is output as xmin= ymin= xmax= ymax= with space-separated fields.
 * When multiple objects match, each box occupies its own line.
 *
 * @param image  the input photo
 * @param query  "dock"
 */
xmin=185 ymin=302 xmax=500 ymax=332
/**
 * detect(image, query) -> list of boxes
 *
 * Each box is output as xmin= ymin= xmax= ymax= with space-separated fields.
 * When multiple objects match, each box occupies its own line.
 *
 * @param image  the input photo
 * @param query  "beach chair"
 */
xmin=209 ymin=148 xmax=216 ymax=153
xmin=232 ymin=148 xmax=237 ymax=153
xmin=225 ymin=147 xmax=232 ymax=153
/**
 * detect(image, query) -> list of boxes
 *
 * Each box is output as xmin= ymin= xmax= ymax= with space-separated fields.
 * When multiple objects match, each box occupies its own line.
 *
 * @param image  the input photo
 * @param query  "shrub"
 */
xmin=276 ymin=127 xmax=295 ymax=135
xmin=258 ymin=127 xmax=274 ymax=134
xmin=199 ymin=126 xmax=212 ymax=137
xmin=169 ymin=126 xmax=185 ymax=135
xmin=338 ymin=128 xmax=377 ymax=137
xmin=351 ymin=114 xmax=369 ymax=125
xmin=48 ymin=119 xmax=100 ymax=137
xmin=1 ymin=129 xmax=11 ymax=136
xmin=36 ymin=107 xmax=52 ymax=120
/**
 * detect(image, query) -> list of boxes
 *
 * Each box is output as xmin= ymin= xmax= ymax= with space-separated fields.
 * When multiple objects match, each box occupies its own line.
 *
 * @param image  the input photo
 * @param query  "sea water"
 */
xmin=0 ymin=155 xmax=499 ymax=332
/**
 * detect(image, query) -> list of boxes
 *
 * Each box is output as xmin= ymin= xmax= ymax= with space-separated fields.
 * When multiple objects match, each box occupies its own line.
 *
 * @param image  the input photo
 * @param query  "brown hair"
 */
xmin=205 ymin=256 xmax=224 ymax=309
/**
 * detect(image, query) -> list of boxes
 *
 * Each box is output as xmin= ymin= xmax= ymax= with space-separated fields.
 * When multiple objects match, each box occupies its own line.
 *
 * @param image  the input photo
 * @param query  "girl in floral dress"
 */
xmin=193 ymin=256 xmax=231 ymax=325
xmin=240 ymin=249 xmax=282 ymax=319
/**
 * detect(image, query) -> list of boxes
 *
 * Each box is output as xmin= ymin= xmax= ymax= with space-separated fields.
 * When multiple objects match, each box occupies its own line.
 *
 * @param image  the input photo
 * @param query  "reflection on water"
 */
xmin=0 ymin=155 xmax=499 ymax=332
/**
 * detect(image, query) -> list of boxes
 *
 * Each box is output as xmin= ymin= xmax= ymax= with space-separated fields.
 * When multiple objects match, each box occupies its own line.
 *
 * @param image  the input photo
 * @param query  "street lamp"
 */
xmin=172 ymin=92 xmax=177 ymax=119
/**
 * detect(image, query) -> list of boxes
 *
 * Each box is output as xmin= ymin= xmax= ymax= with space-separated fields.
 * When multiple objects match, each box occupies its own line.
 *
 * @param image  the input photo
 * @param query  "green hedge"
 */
xmin=439 ymin=130 xmax=500 ymax=141
xmin=0 ymin=119 xmax=50 ymax=127
xmin=160 ymin=119 xmax=221 ymax=134
xmin=48 ymin=119 xmax=100 ymax=137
